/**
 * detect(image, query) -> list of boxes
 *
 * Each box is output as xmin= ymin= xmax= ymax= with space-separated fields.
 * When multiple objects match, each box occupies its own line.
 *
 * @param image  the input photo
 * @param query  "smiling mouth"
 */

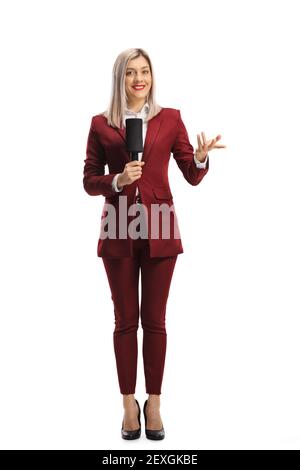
xmin=132 ymin=85 xmax=145 ymax=90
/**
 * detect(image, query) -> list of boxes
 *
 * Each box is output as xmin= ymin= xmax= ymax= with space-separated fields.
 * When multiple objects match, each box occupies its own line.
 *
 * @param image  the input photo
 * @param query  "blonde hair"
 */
xmin=102 ymin=48 xmax=162 ymax=129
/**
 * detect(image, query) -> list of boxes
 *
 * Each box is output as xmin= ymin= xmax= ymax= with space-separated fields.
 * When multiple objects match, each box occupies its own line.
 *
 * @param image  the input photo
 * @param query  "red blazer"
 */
xmin=83 ymin=107 xmax=209 ymax=258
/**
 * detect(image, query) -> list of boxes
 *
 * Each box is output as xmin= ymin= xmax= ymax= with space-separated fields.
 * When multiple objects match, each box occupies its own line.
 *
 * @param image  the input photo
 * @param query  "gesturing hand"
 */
xmin=195 ymin=132 xmax=226 ymax=163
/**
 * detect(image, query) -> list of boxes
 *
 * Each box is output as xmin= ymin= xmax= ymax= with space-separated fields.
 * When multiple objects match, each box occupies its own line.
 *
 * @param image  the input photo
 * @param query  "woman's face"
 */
xmin=125 ymin=56 xmax=152 ymax=105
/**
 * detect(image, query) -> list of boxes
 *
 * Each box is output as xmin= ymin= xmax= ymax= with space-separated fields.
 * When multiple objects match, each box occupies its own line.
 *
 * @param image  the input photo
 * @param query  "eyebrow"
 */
xmin=126 ymin=66 xmax=150 ymax=70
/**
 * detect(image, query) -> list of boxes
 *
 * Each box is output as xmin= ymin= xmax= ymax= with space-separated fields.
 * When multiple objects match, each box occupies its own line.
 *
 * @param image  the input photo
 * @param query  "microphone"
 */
xmin=125 ymin=118 xmax=143 ymax=161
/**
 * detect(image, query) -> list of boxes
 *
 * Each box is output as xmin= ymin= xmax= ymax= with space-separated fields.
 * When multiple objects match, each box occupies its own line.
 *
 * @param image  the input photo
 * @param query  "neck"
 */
xmin=126 ymin=99 xmax=146 ymax=113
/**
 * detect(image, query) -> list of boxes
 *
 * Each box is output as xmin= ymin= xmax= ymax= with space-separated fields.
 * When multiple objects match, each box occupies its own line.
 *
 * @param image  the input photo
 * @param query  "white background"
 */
xmin=0 ymin=0 xmax=299 ymax=450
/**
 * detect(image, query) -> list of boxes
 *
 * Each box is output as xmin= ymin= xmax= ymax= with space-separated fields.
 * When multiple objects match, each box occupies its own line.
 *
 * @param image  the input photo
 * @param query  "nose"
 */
xmin=133 ymin=72 xmax=145 ymax=83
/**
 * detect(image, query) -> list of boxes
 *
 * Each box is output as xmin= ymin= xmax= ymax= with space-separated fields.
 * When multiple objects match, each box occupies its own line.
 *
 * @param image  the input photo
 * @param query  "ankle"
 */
xmin=123 ymin=394 xmax=136 ymax=407
xmin=147 ymin=394 xmax=161 ymax=407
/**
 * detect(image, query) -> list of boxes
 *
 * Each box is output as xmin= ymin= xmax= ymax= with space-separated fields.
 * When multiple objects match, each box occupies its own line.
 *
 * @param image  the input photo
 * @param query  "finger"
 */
xmin=129 ymin=159 xmax=144 ymax=164
xmin=210 ymin=135 xmax=222 ymax=146
xmin=129 ymin=166 xmax=143 ymax=172
xmin=201 ymin=132 xmax=208 ymax=150
xmin=197 ymin=134 xmax=203 ymax=150
xmin=128 ymin=166 xmax=143 ymax=173
xmin=208 ymin=135 xmax=222 ymax=148
xmin=129 ymin=172 xmax=143 ymax=178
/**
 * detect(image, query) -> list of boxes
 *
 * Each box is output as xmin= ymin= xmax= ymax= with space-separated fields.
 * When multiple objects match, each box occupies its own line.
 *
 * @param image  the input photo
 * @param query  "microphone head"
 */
xmin=125 ymin=118 xmax=144 ymax=153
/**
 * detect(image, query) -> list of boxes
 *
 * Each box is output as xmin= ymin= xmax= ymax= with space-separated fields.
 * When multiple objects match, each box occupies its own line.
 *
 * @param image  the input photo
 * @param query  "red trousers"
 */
xmin=102 ymin=236 xmax=177 ymax=395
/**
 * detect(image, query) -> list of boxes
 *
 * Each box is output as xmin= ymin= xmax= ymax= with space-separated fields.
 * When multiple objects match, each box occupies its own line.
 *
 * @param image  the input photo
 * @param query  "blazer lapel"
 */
xmin=114 ymin=110 xmax=163 ymax=163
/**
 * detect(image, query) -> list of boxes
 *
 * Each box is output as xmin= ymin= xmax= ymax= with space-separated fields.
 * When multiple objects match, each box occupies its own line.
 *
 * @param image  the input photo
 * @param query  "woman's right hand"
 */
xmin=117 ymin=161 xmax=145 ymax=189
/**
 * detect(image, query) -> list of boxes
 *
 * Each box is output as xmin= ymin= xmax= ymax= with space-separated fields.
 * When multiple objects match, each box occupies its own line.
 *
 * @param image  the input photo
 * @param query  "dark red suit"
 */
xmin=83 ymin=107 xmax=209 ymax=395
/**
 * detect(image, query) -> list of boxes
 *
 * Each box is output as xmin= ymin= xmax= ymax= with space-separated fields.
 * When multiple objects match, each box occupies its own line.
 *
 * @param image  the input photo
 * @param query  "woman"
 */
xmin=83 ymin=48 xmax=226 ymax=440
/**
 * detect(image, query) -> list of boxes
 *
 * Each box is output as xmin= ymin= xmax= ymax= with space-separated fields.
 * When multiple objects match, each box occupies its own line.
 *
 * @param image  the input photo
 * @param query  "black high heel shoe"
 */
xmin=121 ymin=399 xmax=141 ymax=440
xmin=143 ymin=399 xmax=165 ymax=440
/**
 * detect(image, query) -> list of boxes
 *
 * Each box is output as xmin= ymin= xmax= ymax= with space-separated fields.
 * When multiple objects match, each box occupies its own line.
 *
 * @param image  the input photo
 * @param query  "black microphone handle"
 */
xmin=130 ymin=151 xmax=139 ymax=161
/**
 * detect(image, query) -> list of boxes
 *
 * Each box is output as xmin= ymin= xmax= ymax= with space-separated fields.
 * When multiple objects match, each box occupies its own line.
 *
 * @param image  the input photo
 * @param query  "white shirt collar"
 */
xmin=124 ymin=102 xmax=150 ymax=116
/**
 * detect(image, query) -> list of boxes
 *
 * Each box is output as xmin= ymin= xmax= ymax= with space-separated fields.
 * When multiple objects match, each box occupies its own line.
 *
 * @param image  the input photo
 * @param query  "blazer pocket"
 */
xmin=152 ymin=187 xmax=173 ymax=201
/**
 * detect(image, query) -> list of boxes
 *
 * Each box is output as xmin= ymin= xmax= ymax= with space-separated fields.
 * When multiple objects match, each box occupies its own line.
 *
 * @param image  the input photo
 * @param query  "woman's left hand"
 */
xmin=195 ymin=132 xmax=226 ymax=163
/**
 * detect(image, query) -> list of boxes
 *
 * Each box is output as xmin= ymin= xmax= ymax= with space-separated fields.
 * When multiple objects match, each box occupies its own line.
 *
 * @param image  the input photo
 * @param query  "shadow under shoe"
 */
xmin=121 ymin=399 xmax=141 ymax=440
xmin=143 ymin=399 xmax=165 ymax=440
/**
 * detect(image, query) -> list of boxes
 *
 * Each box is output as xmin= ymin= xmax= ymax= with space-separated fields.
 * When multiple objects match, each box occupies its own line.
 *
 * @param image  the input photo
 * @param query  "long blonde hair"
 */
xmin=102 ymin=48 xmax=162 ymax=129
